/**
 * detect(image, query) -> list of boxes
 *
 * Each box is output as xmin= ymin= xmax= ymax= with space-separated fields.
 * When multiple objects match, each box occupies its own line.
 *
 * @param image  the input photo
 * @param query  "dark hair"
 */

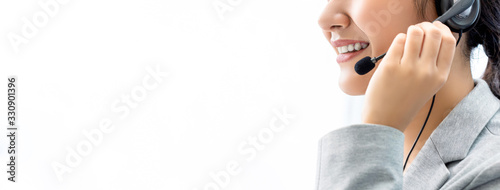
xmin=415 ymin=0 xmax=500 ymax=99
xmin=467 ymin=0 xmax=500 ymax=99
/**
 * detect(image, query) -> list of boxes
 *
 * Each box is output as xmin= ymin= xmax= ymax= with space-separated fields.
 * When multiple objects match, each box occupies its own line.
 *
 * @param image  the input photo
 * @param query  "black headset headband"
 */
xmin=435 ymin=0 xmax=481 ymax=33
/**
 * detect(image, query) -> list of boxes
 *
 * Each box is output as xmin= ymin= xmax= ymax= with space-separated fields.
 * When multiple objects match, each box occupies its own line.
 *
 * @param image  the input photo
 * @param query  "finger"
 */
xmin=420 ymin=22 xmax=443 ymax=64
xmin=433 ymin=21 xmax=456 ymax=75
xmin=401 ymin=25 xmax=424 ymax=63
xmin=385 ymin=33 xmax=407 ymax=65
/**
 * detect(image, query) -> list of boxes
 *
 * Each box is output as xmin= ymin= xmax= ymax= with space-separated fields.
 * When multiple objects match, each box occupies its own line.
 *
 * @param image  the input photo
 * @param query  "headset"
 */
xmin=435 ymin=0 xmax=481 ymax=33
xmin=351 ymin=0 xmax=482 ymax=171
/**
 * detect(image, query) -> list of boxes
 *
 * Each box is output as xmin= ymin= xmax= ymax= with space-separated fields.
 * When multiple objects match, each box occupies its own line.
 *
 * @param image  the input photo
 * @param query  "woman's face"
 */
xmin=318 ymin=0 xmax=433 ymax=95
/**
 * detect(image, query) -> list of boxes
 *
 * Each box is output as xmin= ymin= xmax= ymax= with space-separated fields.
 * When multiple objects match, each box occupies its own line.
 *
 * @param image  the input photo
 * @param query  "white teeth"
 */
xmin=354 ymin=43 xmax=361 ymax=51
xmin=337 ymin=42 xmax=369 ymax=54
xmin=348 ymin=44 xmax=354 ymax=51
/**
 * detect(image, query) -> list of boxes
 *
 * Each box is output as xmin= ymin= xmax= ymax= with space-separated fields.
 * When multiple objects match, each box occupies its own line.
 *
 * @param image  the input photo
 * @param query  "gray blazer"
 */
xmin=316 ymin=78 xmax=500 ymax=190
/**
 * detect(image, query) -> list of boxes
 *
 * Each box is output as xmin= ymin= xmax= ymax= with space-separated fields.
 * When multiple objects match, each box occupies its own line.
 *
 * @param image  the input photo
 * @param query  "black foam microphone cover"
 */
xmin=354 ymin=56 xmax=375 ymax=75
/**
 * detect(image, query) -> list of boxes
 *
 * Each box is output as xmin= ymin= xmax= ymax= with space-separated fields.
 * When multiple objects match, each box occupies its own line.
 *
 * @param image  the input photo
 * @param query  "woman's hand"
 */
xmin=362 ymin=21 xmax=457 ymax=132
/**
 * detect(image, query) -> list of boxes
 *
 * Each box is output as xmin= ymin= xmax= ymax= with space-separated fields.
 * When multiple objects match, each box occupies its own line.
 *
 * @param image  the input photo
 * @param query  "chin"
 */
xmin=338 ymin=67 xmax=372 ymax=96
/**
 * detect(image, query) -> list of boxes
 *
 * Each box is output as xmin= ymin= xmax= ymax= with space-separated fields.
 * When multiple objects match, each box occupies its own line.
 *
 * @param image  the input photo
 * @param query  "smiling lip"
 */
xmin=331 ymin=39 xmax=370 ymax=63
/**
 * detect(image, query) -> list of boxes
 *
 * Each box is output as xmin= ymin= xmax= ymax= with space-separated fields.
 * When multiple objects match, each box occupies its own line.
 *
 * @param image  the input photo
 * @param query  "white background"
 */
xmin=0 ymin=0 xmax=487 ymax=189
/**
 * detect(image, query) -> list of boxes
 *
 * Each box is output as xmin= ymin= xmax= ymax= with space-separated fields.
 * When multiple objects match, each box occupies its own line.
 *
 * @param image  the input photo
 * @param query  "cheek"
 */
xmin=337 ymin=0 xmax=423 ymax=95
xmin=353 ymin=0 xmax=419 ymax=55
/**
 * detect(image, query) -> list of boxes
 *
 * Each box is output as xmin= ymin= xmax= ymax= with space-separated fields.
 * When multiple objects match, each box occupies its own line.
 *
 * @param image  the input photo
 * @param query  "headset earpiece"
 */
xmin=435 ymin=0 xmax=481 ymax=33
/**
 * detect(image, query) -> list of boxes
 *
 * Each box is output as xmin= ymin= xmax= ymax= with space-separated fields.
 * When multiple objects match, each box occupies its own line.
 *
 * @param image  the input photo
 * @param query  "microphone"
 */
xmin=354 ymin=0 xmax=475 ymax=75
xmin=354 ymin=53 xmax=386 ymax=75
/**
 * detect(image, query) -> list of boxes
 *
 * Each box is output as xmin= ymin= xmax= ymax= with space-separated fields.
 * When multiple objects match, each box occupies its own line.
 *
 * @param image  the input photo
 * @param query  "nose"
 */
xmin=317 ymin=2 xmax=350 ymax=33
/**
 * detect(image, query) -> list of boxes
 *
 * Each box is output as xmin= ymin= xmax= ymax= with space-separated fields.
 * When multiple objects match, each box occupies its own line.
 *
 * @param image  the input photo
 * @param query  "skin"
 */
xmin=318 ymin=0 xmax=475 ymax=172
